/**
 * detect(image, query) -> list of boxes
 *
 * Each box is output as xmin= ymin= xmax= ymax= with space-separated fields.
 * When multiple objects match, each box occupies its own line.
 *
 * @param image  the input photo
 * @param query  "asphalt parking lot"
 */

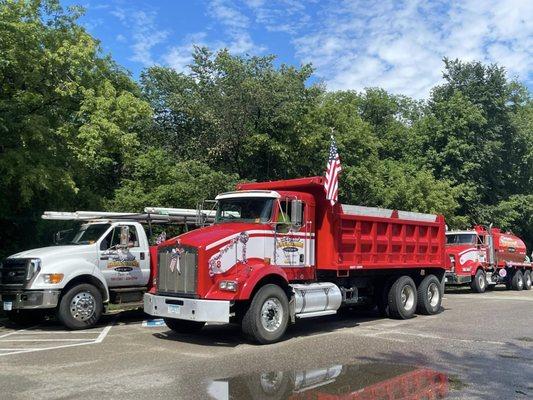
xmin=0 ymin=287 xmax=532 ymax=400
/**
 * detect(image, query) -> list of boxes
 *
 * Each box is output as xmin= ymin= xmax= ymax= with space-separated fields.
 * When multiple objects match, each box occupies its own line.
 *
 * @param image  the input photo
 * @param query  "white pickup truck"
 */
xmin=0 ymin=208 xmax=213 ymax=329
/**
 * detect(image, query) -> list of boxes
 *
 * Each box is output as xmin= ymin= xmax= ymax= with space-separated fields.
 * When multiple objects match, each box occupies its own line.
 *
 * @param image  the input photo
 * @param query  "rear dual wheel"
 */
xmin=511 ymin=270 xmax=524 ymax=291
xmin=523 ymin=270 xmax=532 ymax=291
xmin=416 ymin=275 xmax=443 ymax=315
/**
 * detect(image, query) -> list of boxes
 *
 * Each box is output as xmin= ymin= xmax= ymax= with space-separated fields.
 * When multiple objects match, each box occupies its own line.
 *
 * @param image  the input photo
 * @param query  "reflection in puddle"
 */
xmin=206 ymin=363 xmax=448 ymax=399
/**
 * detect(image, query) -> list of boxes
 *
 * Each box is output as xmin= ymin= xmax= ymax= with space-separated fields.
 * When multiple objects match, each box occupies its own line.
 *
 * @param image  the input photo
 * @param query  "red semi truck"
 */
xmin=144 ymin=176 xmax=447 ymax=344
xmin=445 ymin=225 xmax=532 ymax=293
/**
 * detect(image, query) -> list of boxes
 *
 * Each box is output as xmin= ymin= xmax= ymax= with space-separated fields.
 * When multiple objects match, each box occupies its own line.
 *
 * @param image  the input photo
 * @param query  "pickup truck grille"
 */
xmin=157 ymin=246 xmax=197 ymax=296
xmin=0 ymin=258 xmax=28 ymax=286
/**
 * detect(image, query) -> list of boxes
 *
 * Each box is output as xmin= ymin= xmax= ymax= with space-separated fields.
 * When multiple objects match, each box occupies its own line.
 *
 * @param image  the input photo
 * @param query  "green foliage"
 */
xmin=1 ymin=4 xmax=531 ymax=257
xmin=478 ymin=195 xmax=533 ymax=251
xmin=0 ymin=0 xmax=151 ymax=257
xmin=107 ymin=148 xmax=239 ymax=211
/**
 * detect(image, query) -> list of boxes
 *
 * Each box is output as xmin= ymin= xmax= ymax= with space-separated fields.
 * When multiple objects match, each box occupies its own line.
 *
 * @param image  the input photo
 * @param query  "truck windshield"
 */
xmin=446 ymin=233 xmax=477 ymax=245
xmin=215 ymin=198 xmax=274 ymax=224
xmin=70 ymin=223 xmax=111 ymax=245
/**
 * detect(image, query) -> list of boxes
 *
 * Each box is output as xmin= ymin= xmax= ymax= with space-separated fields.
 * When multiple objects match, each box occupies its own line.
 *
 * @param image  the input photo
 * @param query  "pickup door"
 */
xmin=97 ymin=224 xmax=150 ymax=287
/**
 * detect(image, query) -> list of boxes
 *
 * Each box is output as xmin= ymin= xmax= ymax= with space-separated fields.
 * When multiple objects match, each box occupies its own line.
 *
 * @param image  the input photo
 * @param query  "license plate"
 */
xmin=3 ymin=301 xmax=13 ymax=311
xmin=167 ymin=304 xmax=181 ymax=315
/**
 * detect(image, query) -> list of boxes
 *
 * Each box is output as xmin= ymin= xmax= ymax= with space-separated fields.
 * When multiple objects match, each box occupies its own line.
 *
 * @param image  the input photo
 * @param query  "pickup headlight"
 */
xmin=26 ymin=258 xmax=41 ymax=281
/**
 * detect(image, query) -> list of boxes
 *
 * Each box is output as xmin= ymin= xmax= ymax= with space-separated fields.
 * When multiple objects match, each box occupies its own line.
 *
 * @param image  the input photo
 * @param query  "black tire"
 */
xmin=57 ymin=283 xmax=103 ymax=330
xmin=242 ymin=284 xmax=289 ymax=344
xmin=522 ymin=270 xmax=531 ymax=290
xmin=244 ymin=372 xmax=291 ymax=400
xmin=388 ymin=276 xmax=417 ymax=319
xmin=6 ymin=310 xmax=45 ymax=326
xmin=511 ymin=270 xmax=524 ymax=291
xmin=470 ymin=269 xmax=487 ymax=293
xmin=416 ymin=275 xmax=443 ymax=315
xmin=163 ymin=318 xmax=205 ymax=334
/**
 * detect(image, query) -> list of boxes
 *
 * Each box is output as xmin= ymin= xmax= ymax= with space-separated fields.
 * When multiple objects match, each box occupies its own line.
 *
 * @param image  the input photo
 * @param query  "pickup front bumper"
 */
xmin=444 ymin=272 xmax=472 ymax=285
xmin=144 ymin=293 xmax=230 ymax=323
xmin=1 ymin=290 xmax=60 ymax=310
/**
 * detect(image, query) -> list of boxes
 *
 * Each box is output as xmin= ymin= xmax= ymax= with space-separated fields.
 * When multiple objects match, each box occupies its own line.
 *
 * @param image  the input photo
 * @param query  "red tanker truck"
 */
xmin=144 ymin=176 xmax=447 ymax=344
xmin=445 ymin=225 xmax=532 ymax=293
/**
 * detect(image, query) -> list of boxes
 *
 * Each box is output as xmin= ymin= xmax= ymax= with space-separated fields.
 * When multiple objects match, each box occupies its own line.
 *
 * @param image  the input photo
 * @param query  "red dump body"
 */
xmin=239 ymin=176 xmax=446 ymax=274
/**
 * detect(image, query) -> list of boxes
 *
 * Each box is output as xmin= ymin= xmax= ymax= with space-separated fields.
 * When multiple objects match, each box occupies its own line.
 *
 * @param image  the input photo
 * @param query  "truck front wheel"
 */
xmin=163 ymin=318 xmax=205 ymax=334
xmin=511 ymin=270 xmax=524 ymax=291
xmin=242 ymin=284 xmax=289 ymax=344
xmin=523 ymin=270 xmax=532 ymax=290
xmin=470 ymin=269 xmax=487 ymax=293
xmin=57 ymin=284 xmax=103 ymax=330
xmin=388 ymin=276 xmax=417 ymax=319
xmin=416 ymin=275 xmax=442 ymax=315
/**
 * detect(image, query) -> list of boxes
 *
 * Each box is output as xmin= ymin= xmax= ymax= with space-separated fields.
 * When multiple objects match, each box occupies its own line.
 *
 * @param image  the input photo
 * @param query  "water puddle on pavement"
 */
xmin=202 ymin=362 xmax=450 ymax=399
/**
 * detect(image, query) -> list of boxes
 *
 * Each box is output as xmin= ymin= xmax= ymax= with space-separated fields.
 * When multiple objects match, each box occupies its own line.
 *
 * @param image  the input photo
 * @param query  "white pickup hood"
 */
xmin=9 ymin=245 xmax=88 ymax=261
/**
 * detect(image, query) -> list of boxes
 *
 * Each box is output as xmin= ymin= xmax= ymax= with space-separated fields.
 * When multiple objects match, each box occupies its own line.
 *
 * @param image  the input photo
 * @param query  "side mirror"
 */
xmin=291 ymin=200 xmax=303 ymax=228
xmin=119 ymin=226 xmax=129 ymax=248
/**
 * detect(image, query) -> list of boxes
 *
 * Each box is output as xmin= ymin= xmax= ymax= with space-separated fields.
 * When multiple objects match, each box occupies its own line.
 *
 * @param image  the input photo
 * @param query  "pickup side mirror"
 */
xmin=291 ymin=200 xmax=303 ymax=228
xmin=119 ymin=226 xmax=129 ymax=248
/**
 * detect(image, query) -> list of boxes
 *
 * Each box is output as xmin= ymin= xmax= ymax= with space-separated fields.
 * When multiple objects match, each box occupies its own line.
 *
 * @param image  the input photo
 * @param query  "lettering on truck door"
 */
xmin=97 ymin=224 xmax=148 ymax=287
xmin=273 ymin=199 xmax=313 ymax=267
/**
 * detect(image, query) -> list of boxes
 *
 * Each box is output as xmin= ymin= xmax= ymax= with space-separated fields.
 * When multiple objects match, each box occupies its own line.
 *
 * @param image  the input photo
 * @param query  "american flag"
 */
xmin=324 ymin=134 xmax=342 ymax=205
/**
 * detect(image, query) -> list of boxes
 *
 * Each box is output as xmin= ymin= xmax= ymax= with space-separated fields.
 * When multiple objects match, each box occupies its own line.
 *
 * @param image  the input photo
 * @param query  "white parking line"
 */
xmin=0 ymin=323 xmax=113 ymax=357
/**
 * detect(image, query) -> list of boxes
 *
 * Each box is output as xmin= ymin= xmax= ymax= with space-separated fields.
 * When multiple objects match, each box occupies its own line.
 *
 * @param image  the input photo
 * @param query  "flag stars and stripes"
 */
xmin=324 ymin=134 xmax=342 ymax=205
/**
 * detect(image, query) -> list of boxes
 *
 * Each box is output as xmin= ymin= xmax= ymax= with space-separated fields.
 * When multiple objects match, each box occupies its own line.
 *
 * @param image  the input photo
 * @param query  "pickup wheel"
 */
xmin=470 ymin=269 xmax=487 ymax=293
xmin=416 ymin=275 xmax=442 ymax=315
xmin=242 ymin=284 xmax=289 ymax=344
xmin=57 ymin=284 xmax=103 ymax=330
xmin=388 ymin=276 xmax=417 ymax=319
xmin=511 ymin=270 xmax=524 ymax=291
xmin=522 ymin=270 xmax=531 ymax=290
xmin=163 ymin=318 xmax=205 ymax=334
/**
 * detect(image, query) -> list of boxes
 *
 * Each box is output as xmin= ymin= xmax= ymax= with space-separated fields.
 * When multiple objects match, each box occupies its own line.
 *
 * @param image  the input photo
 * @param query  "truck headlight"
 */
xmin=26 ymin=258 xmax=41 ymax=281
xmin=219 ymin=280 xmax=238 ymax=292
xmin=43 ymin=273 xmax=64 ymax=284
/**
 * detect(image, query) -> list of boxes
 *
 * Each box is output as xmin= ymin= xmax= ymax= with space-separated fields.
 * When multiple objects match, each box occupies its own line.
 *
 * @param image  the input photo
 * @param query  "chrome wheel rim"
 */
xmin=526 ymin=274 xmax=531 ymax=287
xmin=427 ymin=282 xmax=440 ymax=307
xmin=70 ymin=291 xmax=96 ymax=322
xmin=518 ymin=275 xmax=523 ymax=288
xmin=260 ymin=372 xmax=284 ymax=394
xmin=261 ymin=297 xmax=283 ymax=332
xmin=401 ymin=285 xmax=415 ymax=311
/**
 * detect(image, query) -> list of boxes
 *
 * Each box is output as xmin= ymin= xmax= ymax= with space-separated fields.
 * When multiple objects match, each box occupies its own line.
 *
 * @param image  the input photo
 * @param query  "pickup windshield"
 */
xmin=70 ymin=223 xmax=111 ymax=245
xmin=446 ymin=233 xmax=477 ymax=245
xmin=215 ymin=198 xmax=274 ymax=224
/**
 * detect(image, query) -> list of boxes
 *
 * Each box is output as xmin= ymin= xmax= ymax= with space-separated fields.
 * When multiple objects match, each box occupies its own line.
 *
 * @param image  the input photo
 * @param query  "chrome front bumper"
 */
xmin=1 ymin=290 xmax=60 ymax=310
xmin=143 ymin=293 xmax=230 ymax=323
xmin=444 ymin=272 xmax=472 ymax=285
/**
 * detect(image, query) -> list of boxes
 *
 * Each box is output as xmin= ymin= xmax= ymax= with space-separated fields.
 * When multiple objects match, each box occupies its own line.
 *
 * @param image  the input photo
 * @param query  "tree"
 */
xmin=0 ymin=0 xmax=152 ymax=257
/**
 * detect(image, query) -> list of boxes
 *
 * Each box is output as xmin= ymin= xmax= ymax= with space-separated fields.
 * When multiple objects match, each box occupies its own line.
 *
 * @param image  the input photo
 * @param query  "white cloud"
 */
xmin=108 ymin=7 xmax=169 ymax=67
xmin=247 ymin=0 xmax=533 ymax=97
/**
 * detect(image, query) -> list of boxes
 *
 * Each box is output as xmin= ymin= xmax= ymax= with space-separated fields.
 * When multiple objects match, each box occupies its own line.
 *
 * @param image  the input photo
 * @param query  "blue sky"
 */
xmin=64 ymin=0 xmax=533 ymax=98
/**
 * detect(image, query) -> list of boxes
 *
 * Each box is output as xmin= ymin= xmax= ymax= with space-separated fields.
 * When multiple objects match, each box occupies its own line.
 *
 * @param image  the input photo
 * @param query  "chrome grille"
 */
xmin=157 ymin=246 xmax=198 ymax=296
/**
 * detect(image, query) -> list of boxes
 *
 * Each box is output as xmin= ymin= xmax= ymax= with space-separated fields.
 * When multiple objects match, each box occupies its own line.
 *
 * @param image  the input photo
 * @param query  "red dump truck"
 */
xmin=144 ymin=176 xmax=447 ymax=343
xmin=445 ymin=225 xmax=532 ymax=292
